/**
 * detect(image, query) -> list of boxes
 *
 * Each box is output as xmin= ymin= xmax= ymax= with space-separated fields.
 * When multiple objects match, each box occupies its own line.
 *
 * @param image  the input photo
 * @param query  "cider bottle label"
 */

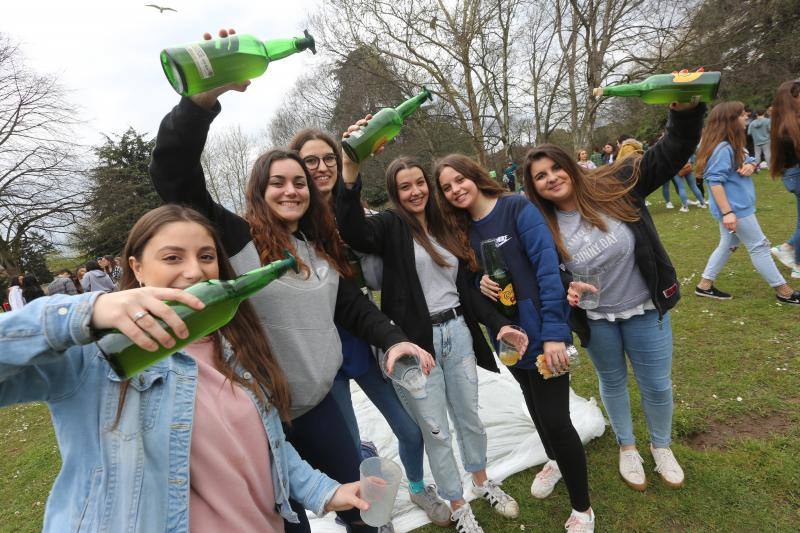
xmin=185 ymin=44 xmax=214 ymax=79
xmin=498 ymin=283 xmax=516 ymax=307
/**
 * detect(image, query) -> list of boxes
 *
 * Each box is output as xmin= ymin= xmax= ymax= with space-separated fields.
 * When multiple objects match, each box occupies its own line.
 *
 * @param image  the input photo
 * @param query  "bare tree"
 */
xmin=0 ymin=35 xmax=84 ymax=276
xmin=316 ymin=0 xmax=510 ymax=164
xmin=201 ymin=125 xmax=259 ymax=215
xmin=268 ymin=64 xmax=338 ymax=147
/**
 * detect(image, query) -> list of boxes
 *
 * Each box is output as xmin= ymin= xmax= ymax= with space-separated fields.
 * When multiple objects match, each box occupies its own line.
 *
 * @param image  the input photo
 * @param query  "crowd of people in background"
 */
xmin=1 ymin=35 xmax=799 ymax=533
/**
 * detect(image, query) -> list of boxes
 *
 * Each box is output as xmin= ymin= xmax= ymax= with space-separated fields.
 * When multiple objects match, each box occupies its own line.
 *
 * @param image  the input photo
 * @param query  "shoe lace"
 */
xmin=454 ymin=507 xmax=481 ymax=532
xmin=565 ymin=514 xmax=592 ymax=532
xmin=652 ymin=448 xmax=679 ymax=474
xmin=620 ymin=451 xmax=643 ymax=472
xmin=420 ymin=485 xmax=442 ymax=506
xmin=483 ymin=479 xmax=514 ymax=506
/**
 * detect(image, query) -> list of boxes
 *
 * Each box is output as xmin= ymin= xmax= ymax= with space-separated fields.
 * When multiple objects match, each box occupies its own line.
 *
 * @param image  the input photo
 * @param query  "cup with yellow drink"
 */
xmin=497 ymin=325 xmax=527 ymax=366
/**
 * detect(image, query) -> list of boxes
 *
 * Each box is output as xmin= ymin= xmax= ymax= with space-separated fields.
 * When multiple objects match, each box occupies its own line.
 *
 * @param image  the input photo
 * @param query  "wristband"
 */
xmin=722 ymin=210 xmax=733 ymax=216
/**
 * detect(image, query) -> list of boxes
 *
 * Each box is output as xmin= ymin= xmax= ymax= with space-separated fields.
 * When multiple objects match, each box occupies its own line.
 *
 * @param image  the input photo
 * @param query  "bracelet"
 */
xmin=722 ymin=210 xmax=733 ymax=216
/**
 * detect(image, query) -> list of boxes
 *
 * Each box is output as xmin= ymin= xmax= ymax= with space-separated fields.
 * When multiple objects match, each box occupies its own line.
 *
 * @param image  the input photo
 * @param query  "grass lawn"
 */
xmin=1 ymin=171 xmax=799 ymax=532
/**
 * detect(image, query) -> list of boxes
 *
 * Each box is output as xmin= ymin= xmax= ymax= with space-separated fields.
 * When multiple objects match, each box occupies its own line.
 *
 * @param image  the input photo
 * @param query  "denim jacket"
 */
xmin=0 ymin=293 xmax=339 ymax=532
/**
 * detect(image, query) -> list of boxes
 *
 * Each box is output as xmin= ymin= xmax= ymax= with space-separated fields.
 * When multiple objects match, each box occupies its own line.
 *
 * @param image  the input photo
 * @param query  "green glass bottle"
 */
xmin=98 ymin=253 xmax=298 ymax=379
xmin=342 ymin=87 xmax=432 ymax=163
xmin=160 ymin=30 xmax=316 ymax=96
xmin=593 ymin=69 xmax=720 ymax=104
xmin=480 ymin=238 xmax=518 ymax=319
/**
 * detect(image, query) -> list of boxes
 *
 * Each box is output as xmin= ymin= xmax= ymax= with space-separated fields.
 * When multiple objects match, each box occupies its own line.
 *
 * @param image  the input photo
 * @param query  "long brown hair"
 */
xmin=769 ymin=80 xmax=800 ymax=177
xmin=288 ymin=128 xmax=343 ymax=201
xmin=432 ymin=154 xmax=506 ymax=270
xmin=521 ymin=144 xmax=640 ymax=260
xmin=695 ymin=101 xmax=747 ymax=177
xmin=385 ymin=156 xmax=477 ymax=270
xmin=116 ymin=205 xmax=292 ymax=423
xmin=244 ymin=149 xmax=351 ymax=278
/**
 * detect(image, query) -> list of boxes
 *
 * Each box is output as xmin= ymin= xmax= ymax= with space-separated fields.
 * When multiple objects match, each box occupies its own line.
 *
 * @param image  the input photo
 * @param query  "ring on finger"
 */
xmin=132 ymin=310 xmax=149 ymax=322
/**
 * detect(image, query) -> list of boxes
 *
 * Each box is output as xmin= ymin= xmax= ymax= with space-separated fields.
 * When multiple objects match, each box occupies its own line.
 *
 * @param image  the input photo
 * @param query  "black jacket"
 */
xmin=148 ymin=96 xmax=408 ymax=353
xmin=570 ymin=104 xmax=706 ymax=345
xmin=336 ymin=179 xmax=512 ymax=373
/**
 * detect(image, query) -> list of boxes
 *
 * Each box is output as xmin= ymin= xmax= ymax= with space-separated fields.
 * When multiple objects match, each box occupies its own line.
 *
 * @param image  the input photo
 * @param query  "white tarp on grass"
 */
xmin=309 ymin=364 xmax=606 ymax=532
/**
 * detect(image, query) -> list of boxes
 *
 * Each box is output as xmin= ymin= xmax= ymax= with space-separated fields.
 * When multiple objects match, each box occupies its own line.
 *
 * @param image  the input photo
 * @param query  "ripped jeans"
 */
xmin=701 ymin=213 xmax=786 ymax=287
xmin=394 ymin=315 xmax=487 ymax=501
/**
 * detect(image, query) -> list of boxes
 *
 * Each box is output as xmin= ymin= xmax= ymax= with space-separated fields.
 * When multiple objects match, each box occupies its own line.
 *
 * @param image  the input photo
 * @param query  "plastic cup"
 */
xmin=359 ymin=457 xmax=402 ymax=527
xmin=381 ymin=351 xmax=427 ymax=399
xmin=573 ymin=269 xmax=601 ymax=309
xmin=497 ymin=325 xmax=526 ymax=366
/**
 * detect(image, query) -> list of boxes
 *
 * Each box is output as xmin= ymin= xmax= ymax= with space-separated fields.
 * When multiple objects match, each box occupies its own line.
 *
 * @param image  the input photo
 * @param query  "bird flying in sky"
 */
xmin=145 ymin=4 xmax=177 ymax=13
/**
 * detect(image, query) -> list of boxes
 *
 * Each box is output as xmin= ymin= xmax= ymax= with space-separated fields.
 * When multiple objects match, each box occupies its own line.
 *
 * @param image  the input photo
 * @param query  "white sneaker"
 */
xmin=472 ymin=479 xmax=519 ymax=518
xmin=679 ymin=205 xmax=689 ymax=212
xmin=451 ymin=503 xmax=484 ymax=533
xmin=699 ymin=202 xmax=708 ymax=208
xmin=792 ymin=267 xmax=800 ymax=279
xmin=619 ymin=449 xmax=646 ymax=491
xmin=651 ymin=445 xmax=685 ymax=488
xmin=665 ymin=202 xmax=674 ymax=209
xmin=565 ymin=508 xmax=595 ymax=532
xmin=531 ymin=460 xmax=562 ymax=498
xmin=771 ymin=244 xmax=797 ymax=269
xmin=687 ymin=199 xmax=700 ymax=206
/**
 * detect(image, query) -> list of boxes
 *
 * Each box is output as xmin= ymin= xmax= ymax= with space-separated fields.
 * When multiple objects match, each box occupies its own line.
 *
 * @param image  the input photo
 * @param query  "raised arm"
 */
xmin=335 ymin=176 xmax=393 ymax=255
xmin=633 ymin=103 xmax=707 ymax=197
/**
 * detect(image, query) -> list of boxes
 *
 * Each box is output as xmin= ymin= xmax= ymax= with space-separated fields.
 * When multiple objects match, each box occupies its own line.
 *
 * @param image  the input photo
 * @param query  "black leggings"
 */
xmin=509 ymin=366 xmax=591 ymax=512
xmin=283 ymin=390 xmax=376 ymax=533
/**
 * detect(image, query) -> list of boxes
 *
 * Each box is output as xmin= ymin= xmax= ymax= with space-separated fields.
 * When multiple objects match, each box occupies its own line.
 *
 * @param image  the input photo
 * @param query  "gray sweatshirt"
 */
xmin=230 ymin=236 xmax=343 ymax=419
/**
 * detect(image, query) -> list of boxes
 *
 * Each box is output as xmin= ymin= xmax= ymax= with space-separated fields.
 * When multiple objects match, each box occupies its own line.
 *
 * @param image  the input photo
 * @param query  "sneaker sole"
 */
xmin=694 ymin=290 xmax=733 ymax=300
xmin=659 ymin=475 xmax=684 ymax=489
xmin=620 ymin=472 xmax=647 ymax=492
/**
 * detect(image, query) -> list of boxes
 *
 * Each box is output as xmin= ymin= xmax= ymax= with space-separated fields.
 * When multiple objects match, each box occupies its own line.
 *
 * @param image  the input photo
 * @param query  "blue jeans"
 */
xmin=662 ymin=176 xmax=687 ymax=206
xmin=682 ymin=172 xmax=706 ymax=204
xmin=330 ymin=357 xmax=425 ymax=483
xmin=701 ymin=214 xmax=786 ymax=287
xmin=394 ymin=316 xmax=487 ymax=501
xmin=585 ymin=310 xmax=674 ymax=447
xmin=782 ymin=166 xmax=800 ymax=263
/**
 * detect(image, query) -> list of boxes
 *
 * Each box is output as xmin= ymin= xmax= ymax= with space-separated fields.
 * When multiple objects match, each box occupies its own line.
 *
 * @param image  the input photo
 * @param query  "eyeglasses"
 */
xmin=303 ymin=154 xmax=337 ymax=170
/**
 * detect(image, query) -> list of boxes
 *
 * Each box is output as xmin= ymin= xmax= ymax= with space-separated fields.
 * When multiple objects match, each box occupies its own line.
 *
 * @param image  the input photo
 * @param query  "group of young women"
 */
xmin=5 ymin=25 xmax=797 ymax=530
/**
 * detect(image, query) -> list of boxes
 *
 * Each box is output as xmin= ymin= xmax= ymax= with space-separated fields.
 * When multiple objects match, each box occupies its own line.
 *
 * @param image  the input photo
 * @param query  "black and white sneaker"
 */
xmin=694 ymin=285 xmax=732 ymax=300
xmin=777 ymin=290 xmax=800 ymax=305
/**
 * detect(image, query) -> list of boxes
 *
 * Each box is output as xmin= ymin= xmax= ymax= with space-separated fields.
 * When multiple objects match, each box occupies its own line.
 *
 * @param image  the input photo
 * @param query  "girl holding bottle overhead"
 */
xmin=434 ymin=155 xmax=593 ymax=533
xmin=150 ymin=29 xmax=432 ymax=533
xmin=0 ymin=205 xmax=368 ymax=532
xmin=287 ymin=128 xmax=449 ymax=527
xmin=519 ymin=102 xmax=706 ymax=510
xmin=336 ymin=147 xmax=528 ymax=533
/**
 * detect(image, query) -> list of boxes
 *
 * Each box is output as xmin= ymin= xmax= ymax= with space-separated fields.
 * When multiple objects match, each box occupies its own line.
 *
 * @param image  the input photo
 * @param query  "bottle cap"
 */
xmin=592 ymin=87 xmax=603 ymax=97
xmin=296 ymin=29 xmax=317 ymax=55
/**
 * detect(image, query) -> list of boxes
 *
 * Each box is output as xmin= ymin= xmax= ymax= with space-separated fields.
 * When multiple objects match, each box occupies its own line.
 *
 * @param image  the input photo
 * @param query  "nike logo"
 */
xmin=495 ymin=235 xmax=512 ymax=247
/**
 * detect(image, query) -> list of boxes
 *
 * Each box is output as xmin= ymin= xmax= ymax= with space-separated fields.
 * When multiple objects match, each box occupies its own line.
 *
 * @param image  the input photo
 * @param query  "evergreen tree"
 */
xmin=75 ymin=128 xmax=162 ymax=257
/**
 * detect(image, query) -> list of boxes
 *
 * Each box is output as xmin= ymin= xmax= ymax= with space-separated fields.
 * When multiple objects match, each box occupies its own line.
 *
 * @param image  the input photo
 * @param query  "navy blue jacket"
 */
xmin=468 ymin=195 xmax=573 ymax=369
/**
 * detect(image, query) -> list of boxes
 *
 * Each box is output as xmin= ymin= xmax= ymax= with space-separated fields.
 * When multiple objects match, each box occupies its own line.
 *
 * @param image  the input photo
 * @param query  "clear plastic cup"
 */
xmin=381 ymin=351 xmax=427 ymax=399
xmin=359 ymin=457 xmax=403 ymax=527
xmin=573 ymin=268 xmax=602 ymax=309
xmin=536 ymin=345 xmax=581 ymax=379
xmin=497 ymin=325 xmax=526 ymax=366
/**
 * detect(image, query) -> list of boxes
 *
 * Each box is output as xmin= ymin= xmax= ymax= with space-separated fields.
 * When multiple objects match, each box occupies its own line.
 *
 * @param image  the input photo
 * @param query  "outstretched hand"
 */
xmin=91 ymin=287 xmax=205 ymax=352
xmin=384 ymin=342 xmax=435 ymax=375
xmin=324 ymin=481 xmax=370 ymax=513
xmin=189 ymin=28 xmax=251 ymax=110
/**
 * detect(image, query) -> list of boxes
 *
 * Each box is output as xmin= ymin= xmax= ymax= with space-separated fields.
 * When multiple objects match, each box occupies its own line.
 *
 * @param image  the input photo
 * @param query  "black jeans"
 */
xmin=509 ymin=366 xmax=591 ymax=512
xmin=282 ymin=389 xmax=376 ymax=533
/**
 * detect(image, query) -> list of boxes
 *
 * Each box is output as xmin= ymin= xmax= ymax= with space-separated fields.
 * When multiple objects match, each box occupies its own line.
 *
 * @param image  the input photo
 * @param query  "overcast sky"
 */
xmin=3 ymin=0 xmax=322 ymax=147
